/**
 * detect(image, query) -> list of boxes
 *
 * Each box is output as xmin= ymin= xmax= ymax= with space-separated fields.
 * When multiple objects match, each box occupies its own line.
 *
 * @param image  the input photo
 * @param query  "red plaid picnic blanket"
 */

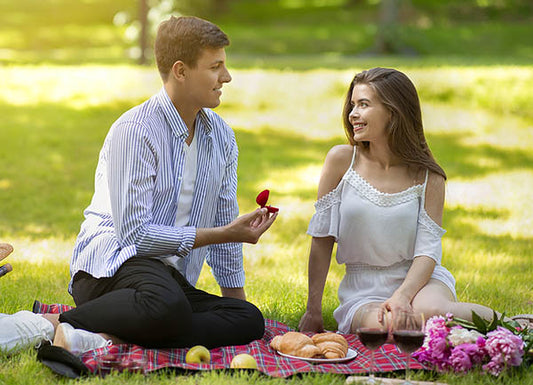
xmin=34 ymin=301 xmax=425 ymax=378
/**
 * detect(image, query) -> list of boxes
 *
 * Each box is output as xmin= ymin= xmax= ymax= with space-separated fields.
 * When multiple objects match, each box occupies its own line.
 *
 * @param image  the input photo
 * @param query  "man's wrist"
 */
xmin=220 ymin=287 xmax=246 ymax=300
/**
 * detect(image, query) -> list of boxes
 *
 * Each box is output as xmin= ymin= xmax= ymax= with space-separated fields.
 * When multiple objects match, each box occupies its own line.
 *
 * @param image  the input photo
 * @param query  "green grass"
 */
xmin=0 ymin=64 xmax=532 ymax=384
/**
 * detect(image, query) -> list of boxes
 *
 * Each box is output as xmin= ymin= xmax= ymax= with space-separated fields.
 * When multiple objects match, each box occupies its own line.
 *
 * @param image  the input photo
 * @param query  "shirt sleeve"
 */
xmin=306 ymin=187 xmax=341 ymax=240
xmin=206 ymin=132 xmax=245 ymax=288
xmin=107 ymin=121 xmax=196 ymax=257
xmin=413 ymin=207 xmax=446 ymax=264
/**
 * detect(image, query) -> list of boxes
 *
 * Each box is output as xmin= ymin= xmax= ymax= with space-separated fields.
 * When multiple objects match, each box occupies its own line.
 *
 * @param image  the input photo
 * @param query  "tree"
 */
xmin=374 ymin=0 xmax=402 ymax=54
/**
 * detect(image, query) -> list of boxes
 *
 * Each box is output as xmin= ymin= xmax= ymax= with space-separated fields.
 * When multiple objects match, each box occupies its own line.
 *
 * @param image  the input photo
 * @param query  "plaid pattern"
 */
xmin=34 ymin=301 xmax=426 ymax=378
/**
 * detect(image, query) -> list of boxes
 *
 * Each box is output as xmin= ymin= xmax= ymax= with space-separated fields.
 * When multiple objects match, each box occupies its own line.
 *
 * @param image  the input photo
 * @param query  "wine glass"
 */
xmin=354 ymin=303 xmax=389 ymax=384
xmin=392 ymin=310 xmax=426 ymax=385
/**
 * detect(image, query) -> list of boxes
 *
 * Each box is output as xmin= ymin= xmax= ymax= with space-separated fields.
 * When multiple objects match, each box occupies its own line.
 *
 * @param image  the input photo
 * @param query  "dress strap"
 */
xmin=349 ymin=146 xmax=357 ymax=169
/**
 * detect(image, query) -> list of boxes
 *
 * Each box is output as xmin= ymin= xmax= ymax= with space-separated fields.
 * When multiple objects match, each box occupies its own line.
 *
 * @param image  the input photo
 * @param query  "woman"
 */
xmin=298 ymin=67 xmax=507 ymax=334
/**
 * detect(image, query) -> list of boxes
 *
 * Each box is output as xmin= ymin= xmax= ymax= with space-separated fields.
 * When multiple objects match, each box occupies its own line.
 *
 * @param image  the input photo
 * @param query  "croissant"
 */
xmin=312 ymin=332 xmax=349 ymax=359
xmin=270 ymin=331 xmax=321 ymax=358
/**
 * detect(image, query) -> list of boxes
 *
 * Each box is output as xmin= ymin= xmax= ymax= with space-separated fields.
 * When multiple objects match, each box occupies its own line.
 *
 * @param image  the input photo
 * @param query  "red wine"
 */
xmin=357 ymin=328 xmax=388 ymax=350
xmin=393 ymin=330 xmax=425 ymax=354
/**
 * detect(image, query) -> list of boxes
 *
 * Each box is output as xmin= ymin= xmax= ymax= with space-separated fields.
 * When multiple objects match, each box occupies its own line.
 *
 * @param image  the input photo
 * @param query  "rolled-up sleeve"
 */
xmin=107 ymin=121 xmax=196 ymax=257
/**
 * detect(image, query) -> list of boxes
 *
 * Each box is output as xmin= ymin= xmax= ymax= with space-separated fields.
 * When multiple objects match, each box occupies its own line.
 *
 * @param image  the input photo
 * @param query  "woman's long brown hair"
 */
xmin=342 ymin=67 xmax=446 ymax=180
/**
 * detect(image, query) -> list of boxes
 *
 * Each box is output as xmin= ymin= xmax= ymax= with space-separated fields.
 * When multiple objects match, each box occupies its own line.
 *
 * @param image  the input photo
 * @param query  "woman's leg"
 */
xmin=412 ymin=279 xmax=500 ymax=321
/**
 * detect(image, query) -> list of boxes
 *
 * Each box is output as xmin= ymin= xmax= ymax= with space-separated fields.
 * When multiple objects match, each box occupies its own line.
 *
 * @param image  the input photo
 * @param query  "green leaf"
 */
xmin=449 ymin=317 xmax=476 ymax=330
xmin=471 ymin=311 xmax=488 ymax=334
xmin=487 ymin=310 xmax=499 ymax=332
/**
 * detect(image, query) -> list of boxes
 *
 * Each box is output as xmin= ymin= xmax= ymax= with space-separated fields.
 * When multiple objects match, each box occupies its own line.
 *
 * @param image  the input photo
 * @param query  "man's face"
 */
xmin=183 ymin=47 xmax=232 ymax=110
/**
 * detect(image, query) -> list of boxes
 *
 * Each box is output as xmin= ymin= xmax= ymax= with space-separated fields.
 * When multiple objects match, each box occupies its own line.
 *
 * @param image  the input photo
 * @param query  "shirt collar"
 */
xmin=156 ymin=87 xmax=213 ymax=139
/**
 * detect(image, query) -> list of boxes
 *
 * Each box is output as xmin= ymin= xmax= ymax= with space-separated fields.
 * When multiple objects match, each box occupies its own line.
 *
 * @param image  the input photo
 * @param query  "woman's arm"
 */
xmin=298 ymin=145 xmax=353 ymax=332
xmin=382 ymin=172 xmax=446 ymax=315
xmin=299 ymin=237 xmax=335 ymax=332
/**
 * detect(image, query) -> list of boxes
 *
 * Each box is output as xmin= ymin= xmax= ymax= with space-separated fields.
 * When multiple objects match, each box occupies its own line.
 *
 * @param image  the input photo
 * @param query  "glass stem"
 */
xmin=369 ymin=349 xmax=375 ymax=379
xmin=405 ymin=353 xmax=411 ymax=383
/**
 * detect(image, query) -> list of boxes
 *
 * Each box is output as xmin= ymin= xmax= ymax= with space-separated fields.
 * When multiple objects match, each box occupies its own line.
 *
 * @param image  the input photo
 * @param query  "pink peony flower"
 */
xmin=485 ymin=327 xmax=524 ymax=368
xmin=415 ymin=315 xmax=527 ymax=376
xmin=482 ymin=359 xmax=504 ymax=376
xmin=449 ymin=345 xmax=473 ymax=373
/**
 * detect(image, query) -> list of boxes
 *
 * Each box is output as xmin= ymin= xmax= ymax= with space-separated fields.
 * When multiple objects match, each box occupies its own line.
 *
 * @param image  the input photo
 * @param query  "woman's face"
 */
xmin=348 ymin=84 xmax=391 ymax=144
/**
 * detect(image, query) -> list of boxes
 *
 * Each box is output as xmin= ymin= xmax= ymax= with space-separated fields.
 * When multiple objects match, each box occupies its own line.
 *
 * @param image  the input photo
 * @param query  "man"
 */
xmin=1 ymin=16 xmax=277 ymax=355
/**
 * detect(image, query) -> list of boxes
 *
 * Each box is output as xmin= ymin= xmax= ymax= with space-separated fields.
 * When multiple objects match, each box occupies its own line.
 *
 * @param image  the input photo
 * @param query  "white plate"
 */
xmin=277 ymin=348 xmax=357 ymax=363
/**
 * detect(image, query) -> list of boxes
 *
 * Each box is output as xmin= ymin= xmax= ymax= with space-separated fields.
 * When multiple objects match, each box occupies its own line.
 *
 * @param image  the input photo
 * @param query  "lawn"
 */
xmin=0 ymin=0 xmax=532 ymax=383
xmin=0 ymin=63 xmax=532 ymax=384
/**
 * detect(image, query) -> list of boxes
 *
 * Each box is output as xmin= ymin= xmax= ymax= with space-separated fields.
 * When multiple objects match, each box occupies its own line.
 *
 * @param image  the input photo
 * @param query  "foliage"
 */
xmin=0 ymin=0 xmax=532 ymax=64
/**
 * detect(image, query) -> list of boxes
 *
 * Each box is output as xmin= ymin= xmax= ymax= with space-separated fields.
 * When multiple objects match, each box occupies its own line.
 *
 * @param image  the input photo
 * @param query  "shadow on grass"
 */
xmin=428 ymin=132 xmax=533 ymax=180
xmin=444 ymin=206 xmax=532 ymax=262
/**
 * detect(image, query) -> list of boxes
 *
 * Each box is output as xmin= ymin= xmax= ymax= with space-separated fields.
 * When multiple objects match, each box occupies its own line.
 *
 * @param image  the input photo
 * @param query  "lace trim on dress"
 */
xmin=344 ymin=169 xmax=424 ymax=207
xmin=314 ymin=186 xmax=341 ymax=212
xmin=418 ymin=208 xmax=446 ymax=237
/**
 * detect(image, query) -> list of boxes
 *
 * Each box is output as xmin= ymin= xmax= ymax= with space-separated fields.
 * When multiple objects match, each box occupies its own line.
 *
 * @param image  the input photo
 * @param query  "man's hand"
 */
xmin=221 ymin=287 xmax=246 ymax=301
xmin=194 ymin=208 xmax=278 ymax=248
xmin=225 ymin=207 xmax=278 ymax=244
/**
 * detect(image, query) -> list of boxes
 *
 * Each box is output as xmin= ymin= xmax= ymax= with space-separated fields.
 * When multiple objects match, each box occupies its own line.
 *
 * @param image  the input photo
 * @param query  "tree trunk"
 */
xmin=375 ymin=0 xmax=401 ymax=54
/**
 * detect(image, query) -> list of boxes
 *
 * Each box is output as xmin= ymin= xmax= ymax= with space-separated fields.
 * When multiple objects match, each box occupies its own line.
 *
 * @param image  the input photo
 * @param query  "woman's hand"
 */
xmin=298 ymin=310 xmax=325 ymax=333
xmin=381 ymin=291 xmax=413 ymax=321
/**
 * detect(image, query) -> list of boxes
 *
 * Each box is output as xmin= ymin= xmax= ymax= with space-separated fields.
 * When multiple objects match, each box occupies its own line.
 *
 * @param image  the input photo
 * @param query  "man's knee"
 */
xmin=238 ymin=301 xmax=265 ymax=341
xmin=249 ymin=302 xmax=265 ymax=338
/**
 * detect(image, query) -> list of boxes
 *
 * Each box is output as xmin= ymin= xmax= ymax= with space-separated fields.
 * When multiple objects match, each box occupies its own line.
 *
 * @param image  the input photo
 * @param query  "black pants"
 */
xmin=58 ymin=256 xmax=264 ymax=349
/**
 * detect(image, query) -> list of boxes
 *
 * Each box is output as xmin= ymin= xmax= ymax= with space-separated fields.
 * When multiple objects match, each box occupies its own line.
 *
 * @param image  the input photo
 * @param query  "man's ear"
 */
xmin=170 ymin=60 xmax=186 ymax=81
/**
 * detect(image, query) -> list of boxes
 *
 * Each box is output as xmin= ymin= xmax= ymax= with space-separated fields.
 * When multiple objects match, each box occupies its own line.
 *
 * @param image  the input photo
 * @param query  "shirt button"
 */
xmin=178 ymin=177 xmax=182 ymax=181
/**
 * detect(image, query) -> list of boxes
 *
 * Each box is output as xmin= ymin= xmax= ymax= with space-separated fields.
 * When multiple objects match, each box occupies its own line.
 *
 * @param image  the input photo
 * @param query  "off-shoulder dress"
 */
xmin=307 ymin=147 xmax=456 ymax=333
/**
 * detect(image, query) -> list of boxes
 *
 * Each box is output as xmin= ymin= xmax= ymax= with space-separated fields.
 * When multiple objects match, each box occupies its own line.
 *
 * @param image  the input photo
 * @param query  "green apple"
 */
xmin=185 ymin=345 xmax=211 ymax=364
xmin=230 ymin=353 xmax=258 ymax=369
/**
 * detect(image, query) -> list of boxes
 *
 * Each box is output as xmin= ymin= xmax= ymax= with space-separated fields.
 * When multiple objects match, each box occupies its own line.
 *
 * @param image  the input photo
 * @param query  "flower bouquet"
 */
xmin=413 ymin=311 xmax=532 ymax=376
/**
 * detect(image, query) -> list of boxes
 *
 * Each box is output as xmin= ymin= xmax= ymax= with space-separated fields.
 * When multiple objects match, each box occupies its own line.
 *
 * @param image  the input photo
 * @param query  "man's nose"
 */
xmin=221 ymin=66 xmax=232 ymax=83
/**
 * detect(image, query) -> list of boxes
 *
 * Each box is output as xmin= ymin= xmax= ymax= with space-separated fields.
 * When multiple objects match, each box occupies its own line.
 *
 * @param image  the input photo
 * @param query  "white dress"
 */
xmin=307 ymin=147 xmax=457 ymax=333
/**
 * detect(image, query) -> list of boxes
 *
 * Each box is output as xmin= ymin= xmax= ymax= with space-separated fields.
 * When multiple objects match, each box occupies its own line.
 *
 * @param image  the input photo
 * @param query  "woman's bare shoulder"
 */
xmin=317 ymin=145 xmax=354 ymax=198
xmin=324 ymin=144 xmax=354 ymax=167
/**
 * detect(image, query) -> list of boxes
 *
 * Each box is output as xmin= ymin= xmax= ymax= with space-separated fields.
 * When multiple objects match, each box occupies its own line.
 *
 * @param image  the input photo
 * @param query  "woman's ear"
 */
xmin=170 ymin=60 xmax=186 ymax=81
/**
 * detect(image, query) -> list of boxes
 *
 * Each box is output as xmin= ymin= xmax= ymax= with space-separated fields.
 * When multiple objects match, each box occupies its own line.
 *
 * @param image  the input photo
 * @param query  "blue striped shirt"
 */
xmin=70 ymin=87 xmax=244 ymax=291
